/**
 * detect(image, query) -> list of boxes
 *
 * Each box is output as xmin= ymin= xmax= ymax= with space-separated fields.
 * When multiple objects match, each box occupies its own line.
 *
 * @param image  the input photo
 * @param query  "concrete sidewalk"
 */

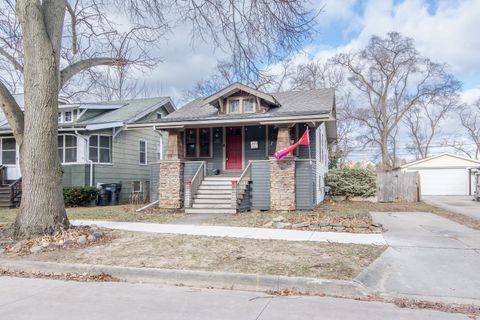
xmin=71 ymin=220 xmax=386 ymax=245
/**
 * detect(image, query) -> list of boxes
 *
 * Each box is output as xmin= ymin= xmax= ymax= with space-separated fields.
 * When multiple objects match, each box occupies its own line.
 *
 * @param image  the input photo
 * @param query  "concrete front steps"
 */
xmin=185 ymin=176 xmax=239 ymax=214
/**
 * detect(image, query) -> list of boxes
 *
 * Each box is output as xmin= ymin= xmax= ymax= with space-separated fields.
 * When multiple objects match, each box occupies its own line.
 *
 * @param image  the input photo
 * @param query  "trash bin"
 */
xmin=104 ymin=183 xmax=122 ymax=205
xmin=97 ymin=186 xmax=112 ymax=206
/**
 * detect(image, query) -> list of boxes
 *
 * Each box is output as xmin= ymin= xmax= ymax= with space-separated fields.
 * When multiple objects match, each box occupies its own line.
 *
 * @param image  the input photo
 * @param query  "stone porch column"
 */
xmin=270 ymin=125 xmax=296 ymax=211
xmin=159 ymin=129 xmax=185 ymax=209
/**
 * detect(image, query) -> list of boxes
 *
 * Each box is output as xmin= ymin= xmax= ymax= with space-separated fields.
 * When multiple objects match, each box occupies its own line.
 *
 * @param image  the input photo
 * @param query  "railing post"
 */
xmin=231 ymin=180 xmax=238 ymax=209
xmin=185 ymin=179 xmax=192 ymax=208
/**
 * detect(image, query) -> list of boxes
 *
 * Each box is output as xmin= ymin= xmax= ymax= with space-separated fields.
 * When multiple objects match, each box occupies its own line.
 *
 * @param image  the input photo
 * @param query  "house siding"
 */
xmin=244 ymin=125 xmax=267 ymax=165
xmin=92 ymin=128 xmax=160 ymax=202
xmin=250 ymin=161 xmax=270 ymax=210
xmin=62 ymin=164 xmax=90 ymax=186
xmin=295 ymin=160 xmax=316 ymax=209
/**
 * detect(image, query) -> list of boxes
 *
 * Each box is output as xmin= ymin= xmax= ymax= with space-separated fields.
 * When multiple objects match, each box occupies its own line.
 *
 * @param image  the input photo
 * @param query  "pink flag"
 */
xmin=274 ymin=128 xmax=309 ymax=160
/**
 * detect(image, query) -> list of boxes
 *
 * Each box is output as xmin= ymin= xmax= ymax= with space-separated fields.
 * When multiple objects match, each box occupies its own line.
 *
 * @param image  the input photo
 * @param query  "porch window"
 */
xmin=1 ymin=138 xmax=16 ymax=165
xmin=243 ymin=99 xmax=255 ymax=113
xmin=89 ymin=135 xmax=112 ymax=163
xmin=184 ymin=128 xmax=212 ymax=158
xmin=139 ymin=140 xmax=147 ymax=165
xmin=58 ymin=135 xmax=77 ymax=163
xmin=185 ymin=129 xmax=197 ymax=158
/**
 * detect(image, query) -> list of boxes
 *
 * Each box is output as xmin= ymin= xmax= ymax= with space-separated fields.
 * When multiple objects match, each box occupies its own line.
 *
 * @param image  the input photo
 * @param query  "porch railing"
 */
xmin=9 ymin=177 xmax=22 ymax=206
xmin=185 ymin=161 xmax=205 ymax=208
xmin=0 ymin=165 xmax=5 ymax=185
xmin=231 ymin=161 xmax=252 ymax=209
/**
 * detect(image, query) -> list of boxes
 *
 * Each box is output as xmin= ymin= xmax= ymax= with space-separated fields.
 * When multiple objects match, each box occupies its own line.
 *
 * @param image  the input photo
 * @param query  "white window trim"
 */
xmin=63 ymin=110 xmax=73 ymax=123
xmin=88 ymin=135 xmax=113 ymax=164
xmin=132 ymin=180 xmax=142 ymax=193
xmin=139 ymin=139 xmax=148 ymax=165
xmin=0 ymin=137 xmax=17 ymax=166
xmin=156 ymin=112 xmax=163 ymax=119
xmin=58 ymin=110 xmax=75 ymax=124
xmin=58 ymin=134 xmax=78 ymax=164
xmin=226 ymin=97 xmax=256 ymax=114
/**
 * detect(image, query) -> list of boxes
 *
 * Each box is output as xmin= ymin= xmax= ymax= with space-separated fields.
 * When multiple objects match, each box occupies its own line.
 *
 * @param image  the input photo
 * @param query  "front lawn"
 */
xmin=18 ymin=230 xmax=386 ymax=280
xmin=204 ymin=200 xmax=473 ymax=231
xmin=0 ymin=205 xmax=184 ymax=224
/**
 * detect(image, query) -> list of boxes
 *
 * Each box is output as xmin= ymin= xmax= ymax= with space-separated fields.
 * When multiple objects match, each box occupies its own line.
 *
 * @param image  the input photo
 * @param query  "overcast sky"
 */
xmin=139 ymin=0 xmax=480 ymax=161
xmin=149 ymin=0 xmax=480 ymax=104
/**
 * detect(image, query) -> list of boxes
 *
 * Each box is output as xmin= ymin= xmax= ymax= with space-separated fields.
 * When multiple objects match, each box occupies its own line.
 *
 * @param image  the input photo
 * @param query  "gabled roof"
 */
xmin=400 ymin=153 xmax=480 ymax=169
xmin=78 ymin=97 xmax=175 ymax=125
xmin=0 ymin=96 xmax=175 ymax=132
xmin=160 ymin=87 xmax=335 ymax=123
xmin=202 ymin=82 xmax=279 ymax=106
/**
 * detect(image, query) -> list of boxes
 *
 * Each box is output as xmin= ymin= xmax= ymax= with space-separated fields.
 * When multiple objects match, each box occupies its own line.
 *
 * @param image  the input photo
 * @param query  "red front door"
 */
xmin=225 ymin=127 xmax=242 ymax=170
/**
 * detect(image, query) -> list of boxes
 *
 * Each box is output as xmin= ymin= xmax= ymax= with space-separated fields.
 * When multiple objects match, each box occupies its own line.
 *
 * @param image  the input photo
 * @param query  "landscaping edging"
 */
xmin=0 ymin=259 xmax=371 ymax=299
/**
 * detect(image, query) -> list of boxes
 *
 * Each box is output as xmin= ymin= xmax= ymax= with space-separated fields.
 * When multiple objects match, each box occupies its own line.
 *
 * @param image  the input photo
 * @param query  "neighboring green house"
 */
xmin=0 ymin=95 xmax=175 ymax=206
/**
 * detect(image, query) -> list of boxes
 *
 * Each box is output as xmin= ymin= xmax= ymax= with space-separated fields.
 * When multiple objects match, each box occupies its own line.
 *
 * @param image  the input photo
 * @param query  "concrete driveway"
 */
xmin=423 ymin=195 xmax=480 ymax=220
xmin=356 ymin=212 xmax=480 ymax=302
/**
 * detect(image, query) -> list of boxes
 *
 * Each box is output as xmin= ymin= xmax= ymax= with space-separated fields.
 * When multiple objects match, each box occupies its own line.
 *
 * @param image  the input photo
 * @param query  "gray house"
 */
xmin=129 ymin=83 xmax=337 ymax=214
xmin=0 ymin=95 xmax=175 ymax=207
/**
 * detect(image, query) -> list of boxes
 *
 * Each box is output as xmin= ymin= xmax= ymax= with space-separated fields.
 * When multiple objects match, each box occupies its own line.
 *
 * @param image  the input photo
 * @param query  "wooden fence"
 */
xmin=377 ymin=171 xmax=420 ymax=202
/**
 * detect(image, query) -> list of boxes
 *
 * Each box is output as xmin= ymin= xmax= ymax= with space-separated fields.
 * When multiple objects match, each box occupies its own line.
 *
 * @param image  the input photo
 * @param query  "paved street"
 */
xmin=357 ymin=212 xmax=480 ymax=301
xmin=0 ymin=276 xmax=469 ymax=319
xmin=423 ymin=196 xmax=480 ymax=220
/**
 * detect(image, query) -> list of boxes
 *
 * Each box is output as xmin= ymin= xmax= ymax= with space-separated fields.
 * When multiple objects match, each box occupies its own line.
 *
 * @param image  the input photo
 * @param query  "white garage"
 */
xmin=400 ymin=153 xmax=480 ymax=196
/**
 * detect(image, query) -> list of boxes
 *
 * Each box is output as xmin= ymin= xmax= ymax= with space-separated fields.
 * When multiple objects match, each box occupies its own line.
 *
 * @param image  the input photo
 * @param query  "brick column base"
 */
xmin=159 ymin=160 xmax=184 ymax=209
xmin=270 ymin=158 xmax=296 ymax=211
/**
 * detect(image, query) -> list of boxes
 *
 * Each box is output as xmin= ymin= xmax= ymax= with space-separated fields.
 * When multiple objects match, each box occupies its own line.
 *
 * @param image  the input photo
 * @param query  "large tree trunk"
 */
xmin=13 ymin=0 xmax=69 ymax=238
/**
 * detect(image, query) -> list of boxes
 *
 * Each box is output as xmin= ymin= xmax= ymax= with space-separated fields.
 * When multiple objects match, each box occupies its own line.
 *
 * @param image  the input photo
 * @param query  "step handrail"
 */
xmin=232 ymin=161 xmax=252 ymax=209
xmin=0 ymin=165 xmax=5 ymax=185
xmin=9 ymin=177 xmax=22 ymax=206
xmin=185 ymin=161 xmax=205 ymax=208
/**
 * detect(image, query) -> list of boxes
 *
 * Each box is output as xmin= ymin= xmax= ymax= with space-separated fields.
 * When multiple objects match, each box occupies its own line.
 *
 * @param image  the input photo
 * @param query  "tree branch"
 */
xmin=60 ymin=57 xmax=127 ymax=88
xmin=0 ymin=47 xmax=23 ymax=72
xmin=0 ymin=80 xmax=24 ymax=146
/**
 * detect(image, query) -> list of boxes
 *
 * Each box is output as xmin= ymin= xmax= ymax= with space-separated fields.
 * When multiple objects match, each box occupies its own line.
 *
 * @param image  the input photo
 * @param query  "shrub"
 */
xmin=63 ymin=186 xmax=98 ymax=207
xmin=327 ymin=167 xmax=376 ymax=197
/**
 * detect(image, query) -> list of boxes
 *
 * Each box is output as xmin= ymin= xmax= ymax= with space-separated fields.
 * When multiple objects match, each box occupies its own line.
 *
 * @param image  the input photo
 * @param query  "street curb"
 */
xmin=0 ymin=259 xmax=371 ymax=298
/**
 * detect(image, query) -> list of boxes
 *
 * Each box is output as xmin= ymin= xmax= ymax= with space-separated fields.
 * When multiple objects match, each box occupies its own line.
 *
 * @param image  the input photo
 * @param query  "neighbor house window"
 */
xmin=89 ymin=135 xmax=112 ymax=163
xmin=228 ymin=99 xmax=240 ymax=113
xmin=156 ymin=139 xmax=163 ymax=161
xmin=243 ymin=99 xmax=255 ymax=113
xmin=139 ymin=140 xmax=147 ymax=165
xmin=1 ymin=138 xmax=16 ymax=165
xmin=58 ymin=112 xmax=62 ymax=122
xmin=132 ymin=181 xmax=142 ymax=193
xmin=184 ymin=128 xmax=212 ymax=158
xmin=58 ymin=135 xmax=77 ymax=163
xmin=64 ymin=111 xmax=73 ymax=123
xmin=156 ymin=112 xmax=162 ymax=120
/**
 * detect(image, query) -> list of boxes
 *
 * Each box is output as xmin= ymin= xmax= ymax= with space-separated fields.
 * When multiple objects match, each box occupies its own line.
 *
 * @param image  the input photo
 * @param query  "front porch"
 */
xmin=156 ymin=122 xmax=326 ymax=214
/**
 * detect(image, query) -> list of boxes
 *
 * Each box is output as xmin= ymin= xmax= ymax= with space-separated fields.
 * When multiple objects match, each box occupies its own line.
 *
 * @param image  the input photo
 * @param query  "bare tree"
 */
xmin=333 ymin=32 xmax=461 ymax=170
xmin=404 ymin=94 xmax=458 ymax=159
xmin=448 ymin=99 xmax=480 ymax=159
xmin=0 ymin=0 xmax=318 ymax=238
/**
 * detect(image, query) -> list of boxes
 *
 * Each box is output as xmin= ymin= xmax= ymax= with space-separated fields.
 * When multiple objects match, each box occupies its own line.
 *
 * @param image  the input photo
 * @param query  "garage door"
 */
xmin=416 ymin=169 xmax=469 ymax=195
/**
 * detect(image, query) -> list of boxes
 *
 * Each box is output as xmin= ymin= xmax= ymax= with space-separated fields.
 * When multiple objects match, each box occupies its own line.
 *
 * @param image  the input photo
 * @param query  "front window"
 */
xmin=1 ymin=138 xmax=16 ymax=165
xmin=139 ymin=140 xmax=147 ymax=165
xmin=243 ymin=99 xmax=255 ymax=113
xmin=185 ymin=128 xmax=212 ymax=158
xmin=58 ymin=135 xmax=77 ymax=163
xmin=89 ymin=135 xmax=112 ymax=163
xmin=228 ymin=99 xmax=240 ymax=113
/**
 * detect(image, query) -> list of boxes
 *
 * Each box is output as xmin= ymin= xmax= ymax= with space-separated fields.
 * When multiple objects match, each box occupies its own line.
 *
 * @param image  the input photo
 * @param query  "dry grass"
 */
xmin=204 ymin=200 xmax=479 ymax=230
xmin=0 ymin=205 xmax=184 ymax=224
xmin=19 ymin=230 xmax=386 ymax=280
